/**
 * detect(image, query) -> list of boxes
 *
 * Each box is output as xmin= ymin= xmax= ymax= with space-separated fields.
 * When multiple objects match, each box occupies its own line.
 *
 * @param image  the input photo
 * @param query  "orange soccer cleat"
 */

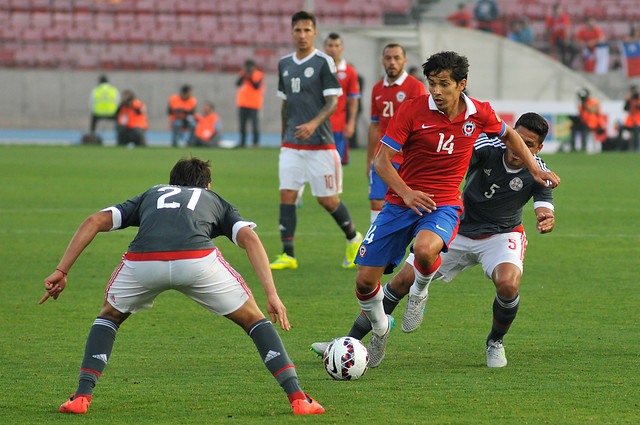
xmin=60 ymin=394 xmax=91 ymax=414
xmin=291 ymin=394 xmax=325 ymax=415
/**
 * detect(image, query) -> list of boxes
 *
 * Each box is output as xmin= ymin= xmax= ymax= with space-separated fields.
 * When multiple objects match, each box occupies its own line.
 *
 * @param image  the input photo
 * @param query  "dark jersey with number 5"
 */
xmin=459 ymin=135 xmax=554 ymax=238
xmin=105 ymin=185 xmax=247 ymax=254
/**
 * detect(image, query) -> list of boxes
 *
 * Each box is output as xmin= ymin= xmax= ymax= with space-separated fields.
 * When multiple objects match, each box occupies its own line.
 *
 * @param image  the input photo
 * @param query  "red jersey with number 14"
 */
xmin=381 ymin=93 xmax=505 ymax=208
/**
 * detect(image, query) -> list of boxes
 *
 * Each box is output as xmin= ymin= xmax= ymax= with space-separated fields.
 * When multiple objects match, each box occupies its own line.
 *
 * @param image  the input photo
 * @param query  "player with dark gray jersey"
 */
xmin=311 ymin=112 xmax=556 ymax=369
xmin=41 ymin=157 xmax=325 ymax=415
xmin=107 ymin=184 xmax=249 ymax=255
xmin=459 ymin=133 xmax=554 ymax=238
xmin=277 ymin=50 xmax=342 ymax=148
xmin=270 ymin=10 xmax=362 ymax=272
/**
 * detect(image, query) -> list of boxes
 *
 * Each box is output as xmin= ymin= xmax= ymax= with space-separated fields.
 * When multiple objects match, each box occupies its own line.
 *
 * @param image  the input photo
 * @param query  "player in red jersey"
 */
xmin=354 ymin=51 xmax=561 ymax=367
xmin=324 ymin=32 xmax=360 ymax=165
xmin=368 ymin=43 xmax=427 ymax=223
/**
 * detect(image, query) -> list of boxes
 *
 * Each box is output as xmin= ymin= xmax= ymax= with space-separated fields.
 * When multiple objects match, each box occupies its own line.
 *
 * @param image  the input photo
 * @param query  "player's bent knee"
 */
xmin=226 ymin=297 xmax=265 ymax=332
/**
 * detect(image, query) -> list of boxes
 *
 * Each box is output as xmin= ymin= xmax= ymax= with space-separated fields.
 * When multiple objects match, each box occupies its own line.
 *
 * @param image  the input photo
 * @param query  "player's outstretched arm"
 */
xmin=236 ymin=226 xmax=291 ymax=331
xmin=39 ymin=210 xmax=114 ymax=304
xmin=535 ymin=207 xmax=555 ymax=234
xmin=501 ymin=126 xmax=561 ymax=188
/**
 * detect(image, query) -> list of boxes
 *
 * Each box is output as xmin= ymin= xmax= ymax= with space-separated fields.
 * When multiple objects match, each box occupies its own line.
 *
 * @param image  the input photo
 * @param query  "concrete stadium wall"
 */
xmin=1 ymin=23 xmax=636 ymax=146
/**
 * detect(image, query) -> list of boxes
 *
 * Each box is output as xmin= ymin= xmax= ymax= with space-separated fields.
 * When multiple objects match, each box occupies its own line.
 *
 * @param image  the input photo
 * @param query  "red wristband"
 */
xmin=56 ymin=268 xmax=68 ymax=277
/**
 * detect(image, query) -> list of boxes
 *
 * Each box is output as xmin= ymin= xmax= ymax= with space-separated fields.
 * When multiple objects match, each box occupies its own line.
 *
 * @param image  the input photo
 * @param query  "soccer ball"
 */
xmin=323 ymin=336 xmax=369 ymax=381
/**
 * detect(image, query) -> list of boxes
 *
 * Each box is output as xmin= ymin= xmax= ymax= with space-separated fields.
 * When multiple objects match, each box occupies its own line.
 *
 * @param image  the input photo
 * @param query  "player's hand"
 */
xmin=294 ymin=121 xmax=318 ymax=141
xmin=534 ymin=170 xmax=561 ymax=188
xmin=402 ymin=190 xmax=436 ymax=216
xmin=343 ymin=122 xmax=355 ymax=140
xmin=266 ymin=294 xmax=291 ymax=331
xmin=536 ymin=211 xmax=555 ymax=233
xmin=39 ymin=270 xmax=68 ymax=304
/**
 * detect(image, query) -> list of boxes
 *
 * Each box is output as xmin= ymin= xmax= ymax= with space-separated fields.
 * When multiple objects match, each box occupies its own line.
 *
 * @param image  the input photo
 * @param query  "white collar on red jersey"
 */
xmin=383 ymin=71 xmax=409 ymax=87
xmin=428 ymin=92 xmax=477 ymax=119
xmin=336 ymin=58 xmax=347 ymax=71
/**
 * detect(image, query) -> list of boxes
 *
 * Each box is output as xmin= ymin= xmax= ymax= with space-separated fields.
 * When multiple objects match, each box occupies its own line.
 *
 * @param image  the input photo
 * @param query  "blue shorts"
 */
xmin=333 ymin=132 xmax=349 ymax=165
xmin=355 ymin=203 xmax=462 ymax=273
xmin=368 ymin=162 xmax=400 ymax=200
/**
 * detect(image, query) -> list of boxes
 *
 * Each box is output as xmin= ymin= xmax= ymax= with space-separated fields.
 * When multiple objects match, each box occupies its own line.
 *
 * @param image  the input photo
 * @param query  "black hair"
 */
xmin=169 ymin=157 xmax=212 ymax=188
xmin=514 ymin=112 xmax=549 ymax=145
xmin=292 ymin=10 xmax=316 ymax=28
xmin=422 ymin=51 xmax=469 ymax=83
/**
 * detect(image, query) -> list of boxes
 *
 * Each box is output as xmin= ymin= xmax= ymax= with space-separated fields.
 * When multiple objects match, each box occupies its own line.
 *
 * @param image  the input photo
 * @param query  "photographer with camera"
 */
xmin=570 ymin=88 xmax=605 ymax=152
xmin=618 ymin=85 xmax=640 ymax=151
xmin=236 ymin=60 xmax=265 ymax=148
xmin=116 ymin=90 xmax=147 ymax=147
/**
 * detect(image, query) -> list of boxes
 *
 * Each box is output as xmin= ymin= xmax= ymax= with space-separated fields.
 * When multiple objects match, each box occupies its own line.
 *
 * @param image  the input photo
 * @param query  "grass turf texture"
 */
xmin=1 ymin=145 xmax=638 ymax=424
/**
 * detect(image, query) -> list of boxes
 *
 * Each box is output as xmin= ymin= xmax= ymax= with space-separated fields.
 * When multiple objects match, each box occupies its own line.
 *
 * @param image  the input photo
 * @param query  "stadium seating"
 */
xmin=0 ymin=0 xmax=635 ymax=72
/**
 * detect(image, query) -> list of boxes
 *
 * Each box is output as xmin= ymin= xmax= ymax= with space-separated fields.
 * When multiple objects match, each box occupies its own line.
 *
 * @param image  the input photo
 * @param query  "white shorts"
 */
xmin=105 ymin=249 xmax=252 ymax=315
xmin=278 ymin=147 xmax=343 ymax=197
xmin=406 ymin=230 xmax=528 ymax=282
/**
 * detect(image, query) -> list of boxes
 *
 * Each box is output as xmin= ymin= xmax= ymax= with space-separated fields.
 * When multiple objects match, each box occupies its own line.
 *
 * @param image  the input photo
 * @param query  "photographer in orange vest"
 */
xmin=236 ymin=60 xmax=264 ymax=147
xmin=168 ymin=84 xmax=197 ymax=147
xmin=570 ymin=88 xmax=606 ymax=152
xmin=116 ymin=90 xmax=147 ymax=147
xmin=618 ymin=85 xmax=640 ymax=151
xmin=189 ymin=101 xmax=221 ymax=148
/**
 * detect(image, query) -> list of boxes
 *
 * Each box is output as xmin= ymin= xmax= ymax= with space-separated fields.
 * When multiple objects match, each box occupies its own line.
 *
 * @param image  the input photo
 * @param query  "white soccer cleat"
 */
xmin=486 ymin=340 xmax=508 ymax=368
xmin=310 ymin=341 xmax=331 ymax=358
xmin=401 ymin=293 xmax=428 ymax=333
xmin=367 ymin=315 xmax=392 ymax=368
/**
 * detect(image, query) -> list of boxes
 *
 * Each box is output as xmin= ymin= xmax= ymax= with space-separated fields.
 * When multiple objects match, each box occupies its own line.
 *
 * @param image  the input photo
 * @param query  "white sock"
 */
xmin=409 ymin=265 xmax=436 ymax=298
xmin=357 ymin=285 xmax=388 ymax=335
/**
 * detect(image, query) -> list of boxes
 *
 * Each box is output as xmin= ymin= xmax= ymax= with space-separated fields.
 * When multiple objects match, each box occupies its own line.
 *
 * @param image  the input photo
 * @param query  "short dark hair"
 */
xmin=382 ymin=42 xmax=406 ymax=57
xmin=169 ymin=157 xmax=212 ymax=188
xmin=292 ymin=10 xmax=316 ymax=28
xmin=514 ymin=112 xmax=549 ymax=145
xmin=99 ymin=75 xmax=108 ymax=84
xmin=180 ymin=84 xmax=192 ymax=95
xmin=422 ymin=51 xmax=469 ymax=83
xmin=325 ymin=32 xmax=341 ymax=44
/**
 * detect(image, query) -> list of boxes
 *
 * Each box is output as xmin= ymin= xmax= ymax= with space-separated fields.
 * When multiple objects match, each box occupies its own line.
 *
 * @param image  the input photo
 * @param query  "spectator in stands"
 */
xmin=236 ymin=60 xmax=265 ymax=148
xmin=447 ymin=3 xmax=471 ymax=28
xmin=508 ymin=17 xmax=534 ymax=45
xmin=189 ymin=101 xmax=222 ymax=148
xmin=574 ymin=17 xmax=606 ymax=72
xmin=473 ymin=0 xmax=499 ymax=33
xmin=168 ymin=84 xmax=197 ymax=147
xmin=618 ymin=85 xmax=640 ymax=151
xmin=570 ymin=88 xmax=605 ymax=152
xmin=624 ymin=24 xmax=640 ymax=43
xmin=116 ymin=90 xmax=147 ymax=147
xmin=323 ymin=32 xmax=360 ymax=165
xmin=89 ymin=75 xmax=120 ymax=135
xmin=545 ymin=3 xmax=576 ymax=67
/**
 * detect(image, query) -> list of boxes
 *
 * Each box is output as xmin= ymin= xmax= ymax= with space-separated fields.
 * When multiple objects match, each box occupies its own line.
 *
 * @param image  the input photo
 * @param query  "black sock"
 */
xmin=487 ymin=293 xmax=520 ymax=344
xmin=248 ymin=319 xmax=303 ymax=401
xmin=330 ymin=201 xmax=357 ymax=240
xmin=348 ymin=283 xmax=402 ymax=340
xmin=75 ymin=317 xmax=119 ymax=397
xmin=279 ymin=203 xmax=296 ymax=257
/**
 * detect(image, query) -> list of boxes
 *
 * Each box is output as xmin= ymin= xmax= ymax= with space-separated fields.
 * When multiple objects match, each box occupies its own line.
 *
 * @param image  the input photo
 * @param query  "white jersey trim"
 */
xmin=101 ymin=206 xmax=121 ymax=231
xmin=232 ymin=221 xmax=257 ymax=246
xmin=533 ymin=201 xmax=555 ymax=211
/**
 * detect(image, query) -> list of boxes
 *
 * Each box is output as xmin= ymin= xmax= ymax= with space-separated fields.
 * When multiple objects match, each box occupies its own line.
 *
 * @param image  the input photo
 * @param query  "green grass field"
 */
xmin=1 ymin=145 xmax=638 ymax=424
